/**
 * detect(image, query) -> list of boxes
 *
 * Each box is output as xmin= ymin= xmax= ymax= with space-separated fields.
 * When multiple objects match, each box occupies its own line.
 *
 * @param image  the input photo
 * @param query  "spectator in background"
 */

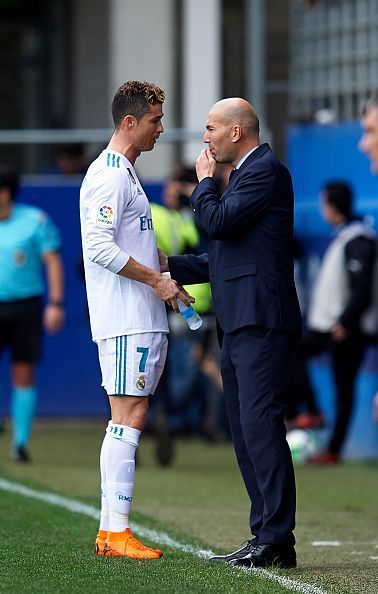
xmin=289 ymin=181 xmax=376 ymax=464
xmin=0 ymin=170 xmax=65 ymax=462
xmin=53 ymin=143 xmax=87 ymax=175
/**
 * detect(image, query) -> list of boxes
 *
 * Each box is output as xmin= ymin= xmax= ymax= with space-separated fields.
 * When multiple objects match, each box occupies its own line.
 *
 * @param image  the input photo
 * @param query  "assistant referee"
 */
xmin=0 ymin=171 xmax=65 ymax=462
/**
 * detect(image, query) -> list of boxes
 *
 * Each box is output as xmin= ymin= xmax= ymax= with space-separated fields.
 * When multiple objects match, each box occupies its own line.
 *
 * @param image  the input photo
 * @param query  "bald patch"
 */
xmin=211 ymin=98 xmax=259 ymax=136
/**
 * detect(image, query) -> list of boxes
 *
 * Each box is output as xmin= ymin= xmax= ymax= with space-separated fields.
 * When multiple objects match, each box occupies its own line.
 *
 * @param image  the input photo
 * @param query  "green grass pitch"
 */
xmin=0 ymin=420 xmax=377 ymax=593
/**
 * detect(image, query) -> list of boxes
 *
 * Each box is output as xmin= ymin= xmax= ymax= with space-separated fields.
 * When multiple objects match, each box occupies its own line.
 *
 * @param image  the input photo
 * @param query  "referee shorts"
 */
xmin=0 ymin=296 xmax=43 ymax=363
xmin=97 ymin=332 xmax=168 ymax=397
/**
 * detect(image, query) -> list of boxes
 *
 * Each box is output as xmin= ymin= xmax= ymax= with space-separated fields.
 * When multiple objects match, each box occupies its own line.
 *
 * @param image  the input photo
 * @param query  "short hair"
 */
xmin=362 ymin=91 xmax=378 ymax=116
xmin=111 ymin=80 xmax=165 ymax=129
xmin=323 ymin=181 xmax=353 ymax=218
xmin=0 ymin=170 xmax=19 ymax=200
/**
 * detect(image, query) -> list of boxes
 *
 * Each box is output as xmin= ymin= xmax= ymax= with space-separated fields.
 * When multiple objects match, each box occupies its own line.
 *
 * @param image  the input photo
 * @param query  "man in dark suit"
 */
xmin=163 ymin=98 xmax=302 ymax=568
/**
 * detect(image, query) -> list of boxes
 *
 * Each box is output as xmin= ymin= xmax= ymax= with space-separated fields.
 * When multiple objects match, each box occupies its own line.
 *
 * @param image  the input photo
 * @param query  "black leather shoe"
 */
xmin=230 ymin=543 xmax=297 ymax=568
xmin=210 ymin=537 xmax=258 ymax=563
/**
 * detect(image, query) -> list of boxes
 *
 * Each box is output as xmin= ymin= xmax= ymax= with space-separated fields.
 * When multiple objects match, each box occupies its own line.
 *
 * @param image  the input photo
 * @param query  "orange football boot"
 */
xmin=103 ymin=528 xmax=163 ymax=559
xmin=95 ymin=529 xmax=108 ymax=555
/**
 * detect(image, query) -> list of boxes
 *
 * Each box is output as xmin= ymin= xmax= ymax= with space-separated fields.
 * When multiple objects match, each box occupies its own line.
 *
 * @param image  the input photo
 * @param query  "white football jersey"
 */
xmin=80 ymin=149 xmax=169 ymax=341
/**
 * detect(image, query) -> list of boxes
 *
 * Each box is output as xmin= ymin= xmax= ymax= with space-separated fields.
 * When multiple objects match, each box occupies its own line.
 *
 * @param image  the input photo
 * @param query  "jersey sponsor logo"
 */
xmin=139 ymin=216 xmax=154 ymax=231
xmin=136 ymin=374 xmax=145 ymax=391
xmin=97 ymin=204 xmax=114 ymax=225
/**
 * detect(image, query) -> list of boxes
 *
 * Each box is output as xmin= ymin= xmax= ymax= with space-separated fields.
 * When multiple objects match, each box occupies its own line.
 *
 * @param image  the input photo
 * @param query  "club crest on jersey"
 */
xmin=127 ymin=167 xmax=137 ymax=184
xmin=136 ymin=374 xmax=145 ymax=391
xmin=97 ymin=204 xmax=114 ymax=225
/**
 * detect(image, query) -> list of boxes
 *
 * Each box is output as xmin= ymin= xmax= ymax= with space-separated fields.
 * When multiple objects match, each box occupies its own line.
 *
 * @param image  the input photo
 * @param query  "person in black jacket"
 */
xmin=161 ymin=97 xmax=302 ymax=569
xmin=289 ymin=181 xmax=376 ymax=464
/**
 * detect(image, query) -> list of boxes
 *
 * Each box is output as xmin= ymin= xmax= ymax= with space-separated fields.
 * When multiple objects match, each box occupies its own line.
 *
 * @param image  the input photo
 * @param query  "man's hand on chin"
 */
xmin=196 ymin=149 xmax=216 ymax=182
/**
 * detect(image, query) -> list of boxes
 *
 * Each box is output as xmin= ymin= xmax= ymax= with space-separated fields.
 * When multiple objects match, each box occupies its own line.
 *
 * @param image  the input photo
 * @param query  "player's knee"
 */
xmin=110 ymin=395 xmax=149 ymax=429
xmin=127 ymin=410 xmax=148 ymax=431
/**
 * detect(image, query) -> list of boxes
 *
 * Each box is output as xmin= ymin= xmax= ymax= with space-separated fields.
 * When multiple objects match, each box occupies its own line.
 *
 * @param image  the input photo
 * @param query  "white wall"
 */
xmin=72 ymin=0 xmax=109 ymax=128
xmin=182 ymin=0 xmax=222 ymax=164
xmin=108 ymin=0 xmax=176 ymax=181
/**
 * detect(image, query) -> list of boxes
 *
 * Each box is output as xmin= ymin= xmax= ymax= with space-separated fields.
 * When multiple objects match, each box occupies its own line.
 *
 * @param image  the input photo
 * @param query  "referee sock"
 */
xmin=106 ymin=423 xmax=141 ymax=533
xmin=10 ymin=386 xmax=37 ymax=448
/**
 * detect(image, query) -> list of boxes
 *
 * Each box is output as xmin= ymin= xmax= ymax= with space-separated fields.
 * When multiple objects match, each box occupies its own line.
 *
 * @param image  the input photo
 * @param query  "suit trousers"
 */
xmin=221 ymin=325 xmax=297 ymax=545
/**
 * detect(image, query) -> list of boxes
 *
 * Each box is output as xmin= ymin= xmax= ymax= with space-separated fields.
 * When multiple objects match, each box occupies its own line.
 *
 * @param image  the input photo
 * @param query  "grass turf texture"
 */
xmin=0 ymin=420 xmax=377 ymax=593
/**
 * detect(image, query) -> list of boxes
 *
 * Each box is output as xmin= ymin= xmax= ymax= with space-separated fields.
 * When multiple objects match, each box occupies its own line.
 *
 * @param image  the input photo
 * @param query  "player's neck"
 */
xmin=107 ymin=135 xmax=140 ymax=165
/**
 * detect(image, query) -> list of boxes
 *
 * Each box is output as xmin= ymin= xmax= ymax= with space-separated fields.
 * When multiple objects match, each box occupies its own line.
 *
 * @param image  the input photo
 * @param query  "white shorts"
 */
xmin=97 ymin=332 xmax=168 ymax=397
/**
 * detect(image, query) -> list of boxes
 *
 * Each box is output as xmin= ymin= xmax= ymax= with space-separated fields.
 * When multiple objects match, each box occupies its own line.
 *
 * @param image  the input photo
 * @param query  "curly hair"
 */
xmin=111 ymin=81 xmax=165 ymax=129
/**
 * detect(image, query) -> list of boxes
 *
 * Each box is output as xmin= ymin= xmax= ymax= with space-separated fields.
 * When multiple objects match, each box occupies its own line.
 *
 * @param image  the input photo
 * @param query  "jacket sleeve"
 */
xmin=339 ymin=235 xmax=376 ymax=329
xmin=168 ymin=253 xmax=209 ymax=286
xmin=190 ymin=162 xmax=275 ymax=240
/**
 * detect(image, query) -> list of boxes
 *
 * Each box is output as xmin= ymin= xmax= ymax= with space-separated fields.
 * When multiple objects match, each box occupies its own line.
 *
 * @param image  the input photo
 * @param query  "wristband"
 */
xmin=48 ymin=301 xmax=65 ymax=307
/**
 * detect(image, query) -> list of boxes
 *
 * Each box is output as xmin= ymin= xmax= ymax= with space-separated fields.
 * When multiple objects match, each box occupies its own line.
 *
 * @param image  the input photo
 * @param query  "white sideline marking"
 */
xmin=312 ymin=541 xmax=340 ymax=547
xmin=312 ymin=541 xmax=378 ymax=547
xmin=0 ymin=478 xmax=328 ymax=594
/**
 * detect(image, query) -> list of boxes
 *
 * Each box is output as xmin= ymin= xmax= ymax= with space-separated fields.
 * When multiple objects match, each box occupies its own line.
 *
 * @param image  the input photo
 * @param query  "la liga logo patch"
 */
xmin=97 ymin=204 xmax=114 ymax=225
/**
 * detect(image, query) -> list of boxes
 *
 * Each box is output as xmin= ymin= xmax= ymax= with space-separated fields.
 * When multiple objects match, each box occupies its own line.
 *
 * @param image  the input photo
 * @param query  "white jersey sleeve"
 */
xmin=84 ymin=167 xmax=131 ymax=274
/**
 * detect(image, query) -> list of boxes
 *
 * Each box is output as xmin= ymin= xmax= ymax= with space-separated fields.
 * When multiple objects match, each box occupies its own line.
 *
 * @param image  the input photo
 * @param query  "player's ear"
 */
xmin=122 ymin=115 xmax=135 ymax=130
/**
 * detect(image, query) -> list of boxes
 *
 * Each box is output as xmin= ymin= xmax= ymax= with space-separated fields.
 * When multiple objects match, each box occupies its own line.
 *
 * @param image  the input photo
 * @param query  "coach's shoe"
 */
xmin=210 ymin=537 xmax=258 ymax=563
xmin=95 ymin=529 xmax=108 ymax=555
xmin=103 ymin=528 xmax=163 ymax=559
xmin=11 ymin=446 xmax=31 ymax=463
xmin=231 ymin=543 xmax=297 ymax=569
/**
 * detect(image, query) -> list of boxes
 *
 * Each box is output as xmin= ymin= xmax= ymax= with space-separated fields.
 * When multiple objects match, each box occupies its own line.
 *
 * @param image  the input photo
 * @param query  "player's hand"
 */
xmin=43 ymin=304 xmax=65 ymax=334
xmin=196 ymin=149 xmax=216 ymax=182
xmin=158 ymin=247 xmax=169 ymax=273
xmin=154 ymin=275 xmax=180 ymax=303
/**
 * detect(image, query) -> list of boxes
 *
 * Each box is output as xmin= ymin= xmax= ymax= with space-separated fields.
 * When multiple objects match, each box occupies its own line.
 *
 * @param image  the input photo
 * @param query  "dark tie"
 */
xmin=229 ymin=169 xmax=237 ymax=182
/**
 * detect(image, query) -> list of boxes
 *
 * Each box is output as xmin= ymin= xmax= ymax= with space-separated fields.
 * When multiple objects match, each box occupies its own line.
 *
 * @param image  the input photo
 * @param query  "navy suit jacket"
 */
xmin=169 ymin=143 xmax=302 ymax=335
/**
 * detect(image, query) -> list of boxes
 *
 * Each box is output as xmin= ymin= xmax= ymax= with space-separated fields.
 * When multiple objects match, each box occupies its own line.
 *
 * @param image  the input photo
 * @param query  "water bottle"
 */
xmin=177 ymin=299 xmax=203 ymax=330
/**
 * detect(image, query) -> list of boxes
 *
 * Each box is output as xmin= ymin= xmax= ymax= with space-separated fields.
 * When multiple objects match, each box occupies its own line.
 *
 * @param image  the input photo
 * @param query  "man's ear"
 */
xmin=122 ymin=114 xmax=136 ymax=130
xmin=231 ymin=125 xmax=242 ymax=143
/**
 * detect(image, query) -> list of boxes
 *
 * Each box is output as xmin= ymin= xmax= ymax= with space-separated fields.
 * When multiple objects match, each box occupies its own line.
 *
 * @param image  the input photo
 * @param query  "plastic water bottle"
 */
xmin=177 ymin=299 xmax=203 ymax=330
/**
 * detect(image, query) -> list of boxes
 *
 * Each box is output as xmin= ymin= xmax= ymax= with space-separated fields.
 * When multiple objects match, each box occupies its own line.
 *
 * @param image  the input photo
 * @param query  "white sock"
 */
xmin=99 ymin=420 xmax=112 ymax=531
xmin=106 ymin=423 xmax=141 ymax=533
